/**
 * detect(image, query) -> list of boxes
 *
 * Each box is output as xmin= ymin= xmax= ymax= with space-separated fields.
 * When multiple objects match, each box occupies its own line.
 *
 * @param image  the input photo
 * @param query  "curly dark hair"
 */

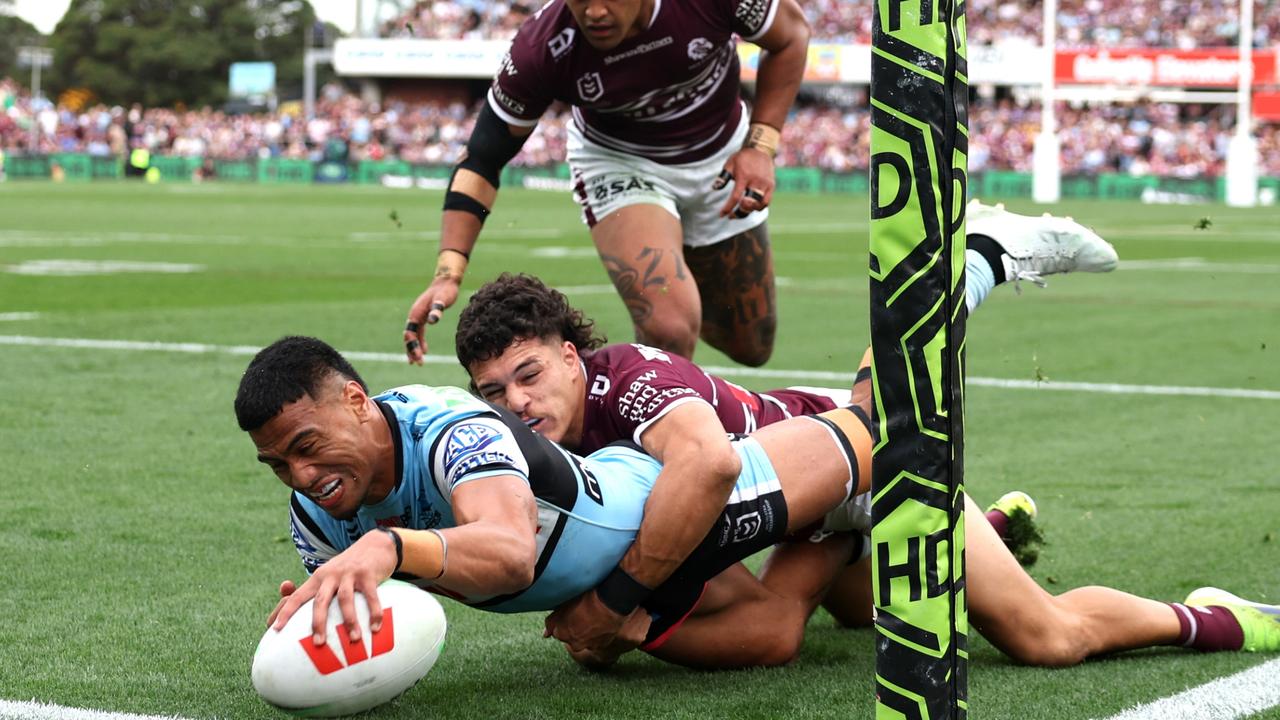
xmin=455 ymin=273 xmax=607 ymax=370
xmin=234 ymin=336 xmax=368 ymax=431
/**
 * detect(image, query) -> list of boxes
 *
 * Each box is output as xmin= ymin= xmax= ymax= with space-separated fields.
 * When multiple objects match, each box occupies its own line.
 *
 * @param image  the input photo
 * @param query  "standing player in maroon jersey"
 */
xmin=403 ymin=0 xmax=811 ymax=368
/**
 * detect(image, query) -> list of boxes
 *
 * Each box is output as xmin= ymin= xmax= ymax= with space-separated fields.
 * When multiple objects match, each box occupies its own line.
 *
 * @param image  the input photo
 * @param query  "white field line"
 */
xmin=1095 ymin=657 xmax=1280 ymax=720
xmin=553 ymin=284 xmax=617 ymax=295
xmin=1122 ymin=257 xmax=1280 ymax=274
xmin=1 ymin=335 xmax=1278 ymax=402
xmin=963 ymin=376 xmax=1280 ymax=401
xmin=0 ymin=231 xmax=249 ymax=247
xmin=0 ymin=313 xmax=39 ymax=322
xmin=2 ymin=222 xmax=870 ymax=251
xmin=348 ymin=228 xmax=565 ymax=241
xmin=0 ymin=699 xmax=195 ymax=720
xmin=4 ymin=260 xmax=204 ymax=276
xmin=1097 ymin=227 xmax=1280 ymax=244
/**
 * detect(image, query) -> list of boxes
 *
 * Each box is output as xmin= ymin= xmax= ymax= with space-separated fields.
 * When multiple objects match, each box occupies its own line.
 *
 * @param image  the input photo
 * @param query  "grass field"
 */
xmin=0 ymin=182 xmax=1278 ymax=720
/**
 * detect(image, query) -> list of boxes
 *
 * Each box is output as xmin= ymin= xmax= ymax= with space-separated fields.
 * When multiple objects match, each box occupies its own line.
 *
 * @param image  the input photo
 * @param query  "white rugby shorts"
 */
xmin=566 ymin=106 xmax=768 ymax=248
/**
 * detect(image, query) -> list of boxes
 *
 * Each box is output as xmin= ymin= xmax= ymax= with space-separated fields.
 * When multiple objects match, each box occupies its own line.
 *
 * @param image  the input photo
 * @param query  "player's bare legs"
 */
xmin=648 ymin=537 xmax=855 ymax=669
xmin=965 ymin=494 xmax=1182 ymax=665
xmin=821 ymin=554 xmax=874 ymax=628
xmin=684 ymin=222 xmax=777 ymax=367
xmin=748 ymin=408 xmax=873 ymax=526
xmin=592 ymin=204 xmax=702 ymax=359
xmin=643 ymin=406 xmax=870 ymax=669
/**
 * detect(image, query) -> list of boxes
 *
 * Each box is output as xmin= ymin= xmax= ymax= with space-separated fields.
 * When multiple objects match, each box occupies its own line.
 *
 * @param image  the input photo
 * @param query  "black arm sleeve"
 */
xmin=456 ymin=102 xmax=531 ymax=190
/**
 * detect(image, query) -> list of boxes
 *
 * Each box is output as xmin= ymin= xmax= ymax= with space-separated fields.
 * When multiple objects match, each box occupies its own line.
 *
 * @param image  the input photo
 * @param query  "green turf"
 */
xmin=1 ymin=183 xmax=1278 ymax=719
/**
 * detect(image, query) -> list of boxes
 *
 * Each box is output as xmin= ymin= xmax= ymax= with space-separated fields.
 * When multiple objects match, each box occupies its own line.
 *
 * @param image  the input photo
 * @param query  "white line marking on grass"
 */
xmin=530 ymin=246 xmax=599 ymax=258
xmin=1122 ymin=258 xmax=1280 ymax=274
xmin=0 ymin=313 xmax=39 ymax=321
xmin=4 ymin=260 xmax=205 ymax=276
xmin=0 ymin=699 xmax=196 ymax=720
xmin=555 ymin=284 xmax=617 ymax=295
xmin=1 ymin=335 xmax=1277 ymax=401
xmin=963 ymin=377 xmax=1280 ymax=401
xmin=348 ymin=228 xmax=564 ymax=242
xmin=0 ymin=231 xmax=248 ymax=247
xmin=1099 ymin=227 xmax=1280 ymax=244
xmin=1096 ymin=657 xmax=1280 ymax=720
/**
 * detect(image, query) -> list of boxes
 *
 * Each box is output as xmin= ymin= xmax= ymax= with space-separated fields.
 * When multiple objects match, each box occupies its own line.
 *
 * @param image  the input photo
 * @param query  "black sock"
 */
xmin=968 ymin=233 xmax=1008 ymax=284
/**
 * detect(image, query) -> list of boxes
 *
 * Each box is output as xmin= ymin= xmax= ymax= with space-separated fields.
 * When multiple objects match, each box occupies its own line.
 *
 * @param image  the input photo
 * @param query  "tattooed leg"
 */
xmin=684 ymin=223 xmax=777 ymax=367
xmin=591 ymin=204 xmax=703 ymax=359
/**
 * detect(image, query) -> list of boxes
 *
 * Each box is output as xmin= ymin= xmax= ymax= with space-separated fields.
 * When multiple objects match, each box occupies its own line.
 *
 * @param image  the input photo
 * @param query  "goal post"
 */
xmin=868 ymin=0 xmax=969 ymax=716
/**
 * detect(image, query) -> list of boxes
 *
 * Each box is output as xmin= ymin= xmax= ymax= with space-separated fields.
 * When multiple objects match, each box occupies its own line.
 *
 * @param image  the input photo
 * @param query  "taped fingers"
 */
xmin=426 ymin=301 xmax=446 ymax=324
xmin=712 ymin=169 xmax=734 ymax=191
xmin=731 ymin=187 xmax=768 ymax=218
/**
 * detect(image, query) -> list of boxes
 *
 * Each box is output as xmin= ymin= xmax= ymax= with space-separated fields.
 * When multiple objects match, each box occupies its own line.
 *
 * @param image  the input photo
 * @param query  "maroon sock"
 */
xmin=985 ymin=509 xmax=1009 ymax=538
xmin=1167 ymin=603 xmax=1245 ymax=652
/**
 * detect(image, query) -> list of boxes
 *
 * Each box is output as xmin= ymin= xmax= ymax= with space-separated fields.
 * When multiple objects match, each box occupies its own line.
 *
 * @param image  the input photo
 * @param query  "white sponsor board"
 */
xmin=333 ymin=38 xmax=512 ymax=78
xmin=334 ymin=39 xmax=1275 ymax=89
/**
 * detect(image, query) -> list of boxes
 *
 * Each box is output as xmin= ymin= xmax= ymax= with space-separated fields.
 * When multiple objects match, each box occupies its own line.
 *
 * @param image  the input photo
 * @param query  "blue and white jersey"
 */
xmin=287 ymin=384 xmax=662 ymax=613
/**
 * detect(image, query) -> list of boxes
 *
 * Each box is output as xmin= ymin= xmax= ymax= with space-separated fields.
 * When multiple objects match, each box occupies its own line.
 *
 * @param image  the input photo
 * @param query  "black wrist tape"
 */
xmin=595 ymin=566 xmax=651 ymax=616
xmin=376 ymin=527 xmax=404 ymax=573
xmin=854 ymin=366 xmax=872 ymax=386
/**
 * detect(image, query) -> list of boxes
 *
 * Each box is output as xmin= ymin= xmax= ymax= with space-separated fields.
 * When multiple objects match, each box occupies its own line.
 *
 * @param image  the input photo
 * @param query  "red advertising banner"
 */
xmin=1056 ymin=48 xmax=1278 ymax=87
xmin=1255 ymin=91 xmax=1280 ymax=121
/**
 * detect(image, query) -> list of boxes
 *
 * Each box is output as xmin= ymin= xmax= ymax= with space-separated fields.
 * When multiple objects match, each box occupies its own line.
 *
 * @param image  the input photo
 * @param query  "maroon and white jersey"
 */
xmin=577 ymin=344 xmax=837 ymax=454
xmin=488 ymin=0 xmax=780 ymax=164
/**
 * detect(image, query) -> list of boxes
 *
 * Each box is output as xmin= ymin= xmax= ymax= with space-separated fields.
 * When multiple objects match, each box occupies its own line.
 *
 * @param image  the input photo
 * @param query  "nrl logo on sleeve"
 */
xmin=577 ymin=72 xmax=604 ymax=101
xmin=687 ymin=38 xmax=714 ymax=61
xmin=548 ymin=28 xmax=576 ymax=59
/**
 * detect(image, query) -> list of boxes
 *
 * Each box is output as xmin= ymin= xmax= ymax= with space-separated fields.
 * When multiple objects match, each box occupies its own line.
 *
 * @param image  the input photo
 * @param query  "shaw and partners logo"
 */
xmin=299 ymin=608 xmax=396 ymax=675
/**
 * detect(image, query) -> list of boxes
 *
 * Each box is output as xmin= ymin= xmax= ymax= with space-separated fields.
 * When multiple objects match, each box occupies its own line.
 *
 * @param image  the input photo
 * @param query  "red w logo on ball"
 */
xmin=299 ymin=609 xmax=397 ymax=675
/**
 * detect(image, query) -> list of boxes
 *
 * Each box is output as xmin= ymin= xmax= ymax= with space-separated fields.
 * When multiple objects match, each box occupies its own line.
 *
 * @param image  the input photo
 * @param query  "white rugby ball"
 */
xmin=251 ymin=579 xmax=447 ymax=717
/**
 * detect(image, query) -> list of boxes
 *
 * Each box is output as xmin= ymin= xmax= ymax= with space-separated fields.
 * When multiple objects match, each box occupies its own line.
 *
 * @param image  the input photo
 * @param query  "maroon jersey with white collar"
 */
xmin=576 ymin=344 xmax=837 ymax=454
xmin=488 ymin=0 xmax=780 ymax=164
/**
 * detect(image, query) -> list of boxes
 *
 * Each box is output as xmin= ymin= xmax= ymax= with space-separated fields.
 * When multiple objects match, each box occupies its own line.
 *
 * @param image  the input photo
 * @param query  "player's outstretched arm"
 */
xmin=267 ymin=475 xmax=537 ymax=649
xmin=545 ymin=401 xmax=741 ymax=654
xmin=717 ymin=0 xmax=810 ymax=218
xmin=404 ymin=104 xmax=534 ymax=364
xmin=430 ymin=475 xmax=540 ymax=596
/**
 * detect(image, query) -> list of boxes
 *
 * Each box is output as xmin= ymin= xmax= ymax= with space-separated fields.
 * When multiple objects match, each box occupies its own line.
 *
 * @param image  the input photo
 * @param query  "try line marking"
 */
xmin=4 ymin=659 xmax=1277 ymax=720
xmin=1095 ymin=657 xmax=1280 ymax=720
xmin=0 ymin=700 xmax=194 ymax=720
xmin=1 ymin=335 xmax=1277 ymax=402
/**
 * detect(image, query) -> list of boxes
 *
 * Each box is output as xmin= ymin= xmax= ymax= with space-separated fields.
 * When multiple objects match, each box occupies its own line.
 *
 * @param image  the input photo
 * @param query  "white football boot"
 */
xmin=1185 ymin=587 xmax=1280 ymax=652
xmin=966 ymin=199 xmax=1119 ymax=290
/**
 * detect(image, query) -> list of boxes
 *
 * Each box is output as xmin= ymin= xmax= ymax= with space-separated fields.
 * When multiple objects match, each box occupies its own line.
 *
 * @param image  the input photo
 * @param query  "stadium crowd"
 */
xmin=378 ymin=0 xmax=1280 ymax=48
xmin=2 ymin=78 xmax=1278 ymax=178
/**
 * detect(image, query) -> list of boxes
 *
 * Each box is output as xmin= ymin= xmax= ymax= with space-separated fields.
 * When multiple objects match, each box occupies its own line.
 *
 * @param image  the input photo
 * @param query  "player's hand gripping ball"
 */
xmin=251 ymin=580 xmax=447 ymax=717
